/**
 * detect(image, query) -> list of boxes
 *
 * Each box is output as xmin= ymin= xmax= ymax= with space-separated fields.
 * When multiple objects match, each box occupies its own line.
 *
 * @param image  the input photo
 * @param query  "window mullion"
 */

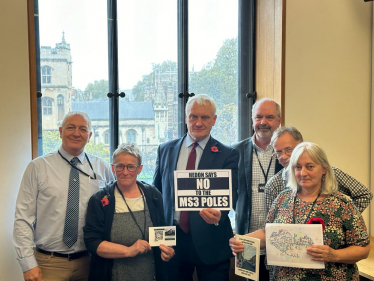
xmin=177 ymin=0 xmax=189 ymax=137
xmin=107 ymin=0 xmax=120 ymax=156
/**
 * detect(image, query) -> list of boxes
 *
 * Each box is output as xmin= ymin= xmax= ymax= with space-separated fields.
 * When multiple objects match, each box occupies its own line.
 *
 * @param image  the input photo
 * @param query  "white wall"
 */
xmin=0 ymin=0 xmax=31 ymax=280
xmin=285 ymin=0 xmax=372 ymax=233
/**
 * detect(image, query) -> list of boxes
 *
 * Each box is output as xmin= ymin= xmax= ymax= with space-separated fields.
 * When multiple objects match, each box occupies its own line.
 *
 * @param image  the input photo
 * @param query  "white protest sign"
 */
xmin=174 ymin=169 xmax=232 ymax=211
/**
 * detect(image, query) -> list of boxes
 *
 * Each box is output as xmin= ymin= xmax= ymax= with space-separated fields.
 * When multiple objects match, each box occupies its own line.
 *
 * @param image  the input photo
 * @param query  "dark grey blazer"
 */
xmin=153 ymin=134 xmax=239 ymax=265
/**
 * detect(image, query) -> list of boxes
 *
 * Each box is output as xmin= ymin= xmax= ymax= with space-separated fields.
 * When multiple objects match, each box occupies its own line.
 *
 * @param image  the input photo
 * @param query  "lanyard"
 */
xmin=58 ymin=151 xmax=97 ymax=180
xmin=254 ymin=149 xmax=273 ymax=184
xmin=116 ymin=184 xmax=146 ymax=240
xmin=292 ymin=190 xmax=321 ymax=224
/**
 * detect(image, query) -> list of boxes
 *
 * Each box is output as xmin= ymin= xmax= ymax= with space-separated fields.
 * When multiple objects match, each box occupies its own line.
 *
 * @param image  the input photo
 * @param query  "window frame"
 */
xmin=28 ymin=0 xmax=282 ymax=158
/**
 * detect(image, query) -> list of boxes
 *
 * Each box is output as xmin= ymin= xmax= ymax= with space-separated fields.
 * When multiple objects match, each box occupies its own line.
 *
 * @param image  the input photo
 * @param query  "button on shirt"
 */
xmin=173 ymin=134 xmax=209 ymax=223
xmin=249 ymin=139 xmax=276 ymax=255
xmin=13 ymin=147 xmax=114 ymax=272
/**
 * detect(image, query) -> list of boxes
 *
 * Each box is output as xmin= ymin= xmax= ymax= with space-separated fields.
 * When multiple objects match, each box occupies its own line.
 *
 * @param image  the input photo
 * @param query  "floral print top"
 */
xmin=266 ymin=189 xmax=369 ymax=281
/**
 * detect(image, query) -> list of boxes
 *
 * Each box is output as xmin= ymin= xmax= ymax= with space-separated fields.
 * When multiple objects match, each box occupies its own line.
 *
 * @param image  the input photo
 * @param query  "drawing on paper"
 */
xmin=266 ymin=223 xmax=324 ymax=269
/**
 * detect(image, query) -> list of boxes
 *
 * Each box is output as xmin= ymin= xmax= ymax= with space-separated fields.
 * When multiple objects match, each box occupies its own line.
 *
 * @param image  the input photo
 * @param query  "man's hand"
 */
xmin=199 ymin=208 xmax=221 ymax=224
xmin=23 ymin=266 xmax=42 ymax=281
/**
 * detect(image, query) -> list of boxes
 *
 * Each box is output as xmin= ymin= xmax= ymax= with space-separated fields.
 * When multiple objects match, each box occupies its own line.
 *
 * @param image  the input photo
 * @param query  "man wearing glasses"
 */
xmin=265 ymin=126 xmax=373 ymax=214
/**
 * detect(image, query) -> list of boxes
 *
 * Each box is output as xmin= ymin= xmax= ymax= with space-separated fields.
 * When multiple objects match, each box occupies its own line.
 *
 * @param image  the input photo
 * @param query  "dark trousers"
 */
xmin=259 ymin=254 xmax=270 ymax=281
xmin=166 ymin=226 xmax=230 ymax=281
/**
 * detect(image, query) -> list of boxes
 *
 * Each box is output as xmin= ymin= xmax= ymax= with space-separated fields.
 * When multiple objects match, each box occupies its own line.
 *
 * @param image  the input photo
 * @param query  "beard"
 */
xmin=255 ymin=125 xmax=272 ymax=138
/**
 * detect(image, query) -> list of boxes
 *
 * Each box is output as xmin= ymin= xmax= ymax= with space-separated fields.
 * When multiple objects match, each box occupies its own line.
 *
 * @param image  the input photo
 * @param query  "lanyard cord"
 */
xmin=58 ymin=151 xmax=97 ymax=180
xmin=292 ymin=189 xmax=321 ymax=224
xmin=254 ymin=149 xmax=273 ymax=183
xmin=116 ymin=183 xmax=146 ymax=240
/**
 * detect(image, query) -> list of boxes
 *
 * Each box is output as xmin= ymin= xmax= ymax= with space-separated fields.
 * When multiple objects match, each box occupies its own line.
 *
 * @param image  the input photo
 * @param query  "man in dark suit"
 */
xmin=153 ymin=94 xmax=238 ymax=281
xmin=232 ymin=98 xmax=282 ymax=281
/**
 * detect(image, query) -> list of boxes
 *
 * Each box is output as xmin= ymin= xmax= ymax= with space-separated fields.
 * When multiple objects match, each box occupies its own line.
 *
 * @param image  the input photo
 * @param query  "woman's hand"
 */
xmin=307 ymin=244 xmax=370 ymax=264
xmin=129 ymin=239 xmax=151 ymax=257
xmin=229 ymin=237 xmax=244 ymax=256
xmin=306 ymin=245 xmax=337 ymax=262
xmin=159 ymin=244 xmax=175 ymax=261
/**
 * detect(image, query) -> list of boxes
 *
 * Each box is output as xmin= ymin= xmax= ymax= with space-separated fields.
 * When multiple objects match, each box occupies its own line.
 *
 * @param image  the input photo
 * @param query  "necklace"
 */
xmin=292 ymin=189 xmax=321 ymax=224
xmin=116 ymin=183 xmax=146 ymax=240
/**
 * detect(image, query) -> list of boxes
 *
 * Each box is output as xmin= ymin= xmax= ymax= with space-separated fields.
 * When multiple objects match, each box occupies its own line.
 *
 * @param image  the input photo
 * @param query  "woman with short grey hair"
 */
xmin=84 ymin=143 xmax=174 ymax=281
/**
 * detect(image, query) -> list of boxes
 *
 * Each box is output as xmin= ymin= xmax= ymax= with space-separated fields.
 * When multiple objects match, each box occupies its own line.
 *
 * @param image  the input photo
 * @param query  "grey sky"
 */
xmin=39 ymin=0 xmax=237 ymax=90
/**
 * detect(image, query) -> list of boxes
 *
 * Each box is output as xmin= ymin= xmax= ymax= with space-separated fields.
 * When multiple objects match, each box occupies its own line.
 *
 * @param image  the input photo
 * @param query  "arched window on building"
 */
xmin=104 ymin=130 xmax=110 ymax=145
xmin=42 ymin=97 xmax=53 ymax=116
xmin=126 ymin=129 xmax=136 ymax=143
xmin=57 ymin=94 xmax=64 ymax=121
xmin=41 ymin=65 xmax=52 ymax=84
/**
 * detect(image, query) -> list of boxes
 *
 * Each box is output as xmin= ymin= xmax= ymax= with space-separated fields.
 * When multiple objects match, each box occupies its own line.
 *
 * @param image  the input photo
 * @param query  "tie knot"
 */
xmin=192 ymin=142 xmax=198 ymax=149
xmin=71 ymin=157 xmax=80 ymax=167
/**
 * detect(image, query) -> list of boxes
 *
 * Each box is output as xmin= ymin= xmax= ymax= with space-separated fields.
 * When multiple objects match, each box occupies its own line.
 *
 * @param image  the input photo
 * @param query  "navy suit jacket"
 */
xmin=232 ymin=137 xmax=283 ymax=235
xmin=153 ymin=134 xmax=239 ymax=265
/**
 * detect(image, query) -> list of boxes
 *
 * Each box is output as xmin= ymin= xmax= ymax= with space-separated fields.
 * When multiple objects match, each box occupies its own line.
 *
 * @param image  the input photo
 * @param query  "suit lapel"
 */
xmin=244 ymin=138 xmax=253 ymax=197
xmin=168 ymin=136 xmax=185 ymax=190
xmin=197 ymin=136 xmax=217 ymax=169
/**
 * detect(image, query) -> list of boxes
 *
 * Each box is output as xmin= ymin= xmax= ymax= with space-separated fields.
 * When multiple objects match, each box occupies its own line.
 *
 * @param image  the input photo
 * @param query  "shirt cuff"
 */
xmin=18 ymin=254 xmax=38 ymax=273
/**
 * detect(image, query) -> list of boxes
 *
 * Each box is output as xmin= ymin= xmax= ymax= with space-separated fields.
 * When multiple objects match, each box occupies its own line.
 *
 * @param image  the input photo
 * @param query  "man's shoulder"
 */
xmin=231 ymin=137 xmax=252 ymax=149
xmin=158 ymin=137 xmax=184 ymax=150
xmin=85 ymin=152 xmax=108 ymax=163
xmin=28 ymin=151 xmax=59 ymax=168
xmin=266 ymin=169 xmax=285 ymax=189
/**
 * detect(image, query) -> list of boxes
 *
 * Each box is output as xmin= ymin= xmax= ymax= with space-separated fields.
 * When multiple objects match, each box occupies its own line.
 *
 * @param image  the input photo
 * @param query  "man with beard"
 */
xmin=232 ymin=98 xmax=283 ymax=281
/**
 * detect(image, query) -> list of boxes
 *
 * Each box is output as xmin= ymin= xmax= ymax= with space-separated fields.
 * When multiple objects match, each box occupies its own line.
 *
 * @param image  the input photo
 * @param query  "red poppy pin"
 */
xmin=306 ymin=218 xmax=325 ymax=231
xmin=211 ymin=146 xmax=218 ymax=152
xmin=101 ymin=195 xmax=109 ymax=207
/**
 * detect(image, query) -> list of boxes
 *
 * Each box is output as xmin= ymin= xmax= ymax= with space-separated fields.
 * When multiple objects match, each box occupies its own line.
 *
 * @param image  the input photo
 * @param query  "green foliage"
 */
xmin=189 ymin=38 xmax=238 ymax=110
xmin=84 ymin=79 xmax=109 ymax=100
xmin=42 ymin=131 xmax=61 ymax=154
xmin=42 ymin=130 xmax=110 ymax=164
xmin=85 ymin=141 xmax=111 ymax=164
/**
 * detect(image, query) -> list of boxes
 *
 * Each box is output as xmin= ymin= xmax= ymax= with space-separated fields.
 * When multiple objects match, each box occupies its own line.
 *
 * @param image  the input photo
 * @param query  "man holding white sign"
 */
xmin=153 ymin=94 xmax=239 ymax=281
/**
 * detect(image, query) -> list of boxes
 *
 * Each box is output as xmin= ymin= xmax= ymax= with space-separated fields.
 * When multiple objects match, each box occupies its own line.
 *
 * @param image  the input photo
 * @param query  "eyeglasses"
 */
xmin=112 ymin=164 xmax=140 ymax=172
xmin=273 ymin=147 xmax=294 ymax=159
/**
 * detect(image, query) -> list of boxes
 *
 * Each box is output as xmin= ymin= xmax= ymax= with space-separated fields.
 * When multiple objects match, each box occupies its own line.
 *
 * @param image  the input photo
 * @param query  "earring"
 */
xmin=321 ymin=174 xmax=325 ymax=182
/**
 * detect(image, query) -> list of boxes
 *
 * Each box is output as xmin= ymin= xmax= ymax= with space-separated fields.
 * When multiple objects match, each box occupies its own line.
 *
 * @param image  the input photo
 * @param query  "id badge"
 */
xmin=258 ymin=183 xmax=265 ymax=192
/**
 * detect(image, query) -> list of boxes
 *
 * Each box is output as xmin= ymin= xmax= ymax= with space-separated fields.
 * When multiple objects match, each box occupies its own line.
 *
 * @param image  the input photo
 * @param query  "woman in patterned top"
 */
xmin=229 ymin=142 xmax=370 ymax=280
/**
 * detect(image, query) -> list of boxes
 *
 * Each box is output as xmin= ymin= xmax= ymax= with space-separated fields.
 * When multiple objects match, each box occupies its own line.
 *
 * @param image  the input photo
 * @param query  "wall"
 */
xmin=0 ymin=0 xmax=31 ymax=280
xmin=284 ymin=0 xmax=372 ymax=232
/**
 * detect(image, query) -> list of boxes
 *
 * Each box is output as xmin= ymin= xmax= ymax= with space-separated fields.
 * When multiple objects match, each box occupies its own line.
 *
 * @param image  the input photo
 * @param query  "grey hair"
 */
xmin=112 ymin=143 xmax=142 ymax=165
xmin=287 ymin=142 xmax=338 ymax=195
xmin=185 ymin=94 xmax=217 ymax=115
xmin=271 ymin=126 xmax=304 ymax=146
xmin=61 ymin=111 xmax=92 ymax=132
xmin=252 ymin=98 xmax=281 ymax=118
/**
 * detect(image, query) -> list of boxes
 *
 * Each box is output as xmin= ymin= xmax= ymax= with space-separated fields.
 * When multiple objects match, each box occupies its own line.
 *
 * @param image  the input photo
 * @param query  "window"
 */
xmin=126 ymin=129 xmax=136 ymax=143
xmin=57 ymin=94 xmax=64 ymax=121
xmin=104 ymin=130 xmax=109 ymax=145
xmin=42 ymin=97 xmax=53 ymax=115
xmin=41 ymin=65 xmax=52 ymax=84
xmin=33 ymin=1 xmax=255 ymax=227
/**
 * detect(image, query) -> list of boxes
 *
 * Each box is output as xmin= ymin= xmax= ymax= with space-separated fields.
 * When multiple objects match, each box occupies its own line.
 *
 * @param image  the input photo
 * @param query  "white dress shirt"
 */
xmin=13 ymin=147 xmax=114 ymax=272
